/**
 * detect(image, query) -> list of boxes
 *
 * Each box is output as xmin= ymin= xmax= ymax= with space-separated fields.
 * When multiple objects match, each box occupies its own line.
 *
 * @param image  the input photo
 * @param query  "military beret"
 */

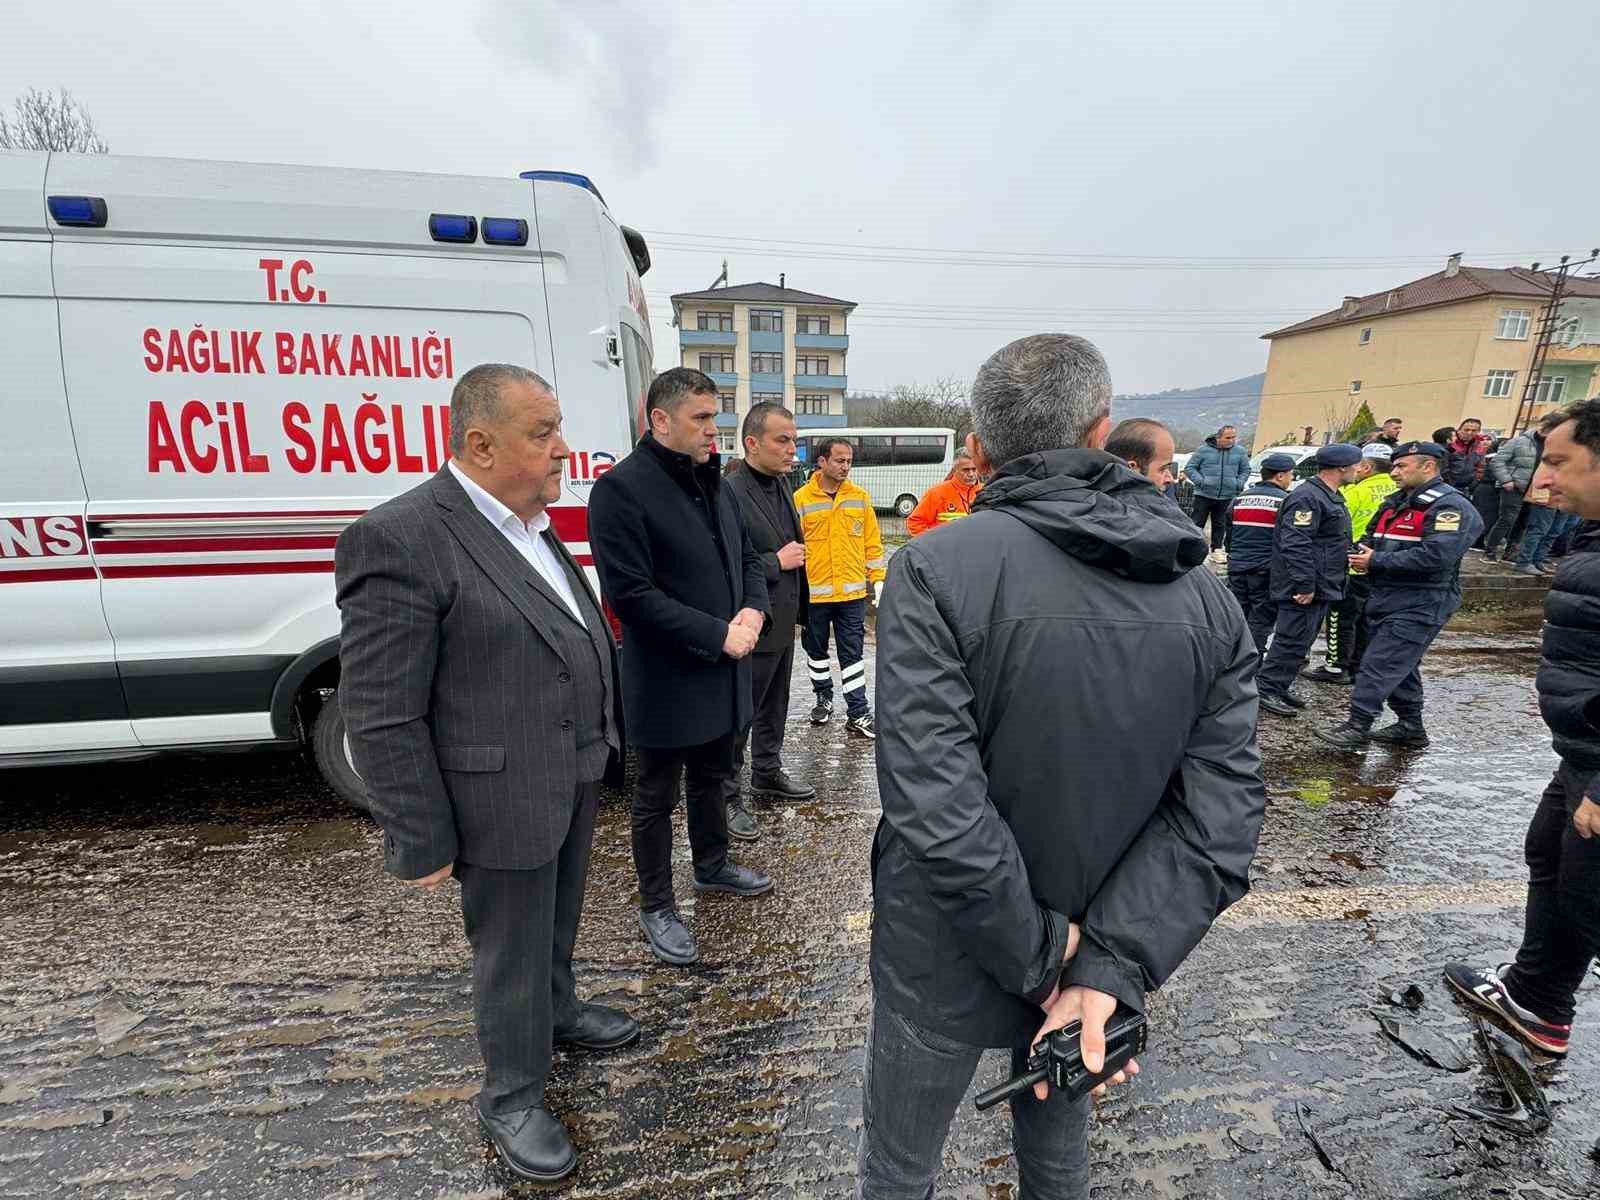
xmin=1316 ymin=443 xmax=1362 ymax=468
xmin=1258 ymin=453 xmax=1297 ymax=473
xmin=1392 ymin=440 xmax=1446 ymax=461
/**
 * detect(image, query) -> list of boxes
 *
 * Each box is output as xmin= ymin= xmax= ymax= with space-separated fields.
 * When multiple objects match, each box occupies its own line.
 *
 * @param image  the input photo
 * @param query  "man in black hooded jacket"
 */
xmin=858 ymin=334 xmax=1266 ymax=1199
xmin=1446 ymin=400 xmax=1600 ymax=1061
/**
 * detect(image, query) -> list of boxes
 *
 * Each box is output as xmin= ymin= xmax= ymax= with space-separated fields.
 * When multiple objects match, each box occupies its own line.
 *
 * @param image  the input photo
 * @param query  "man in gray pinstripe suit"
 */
xmin=336 ymin=364 xmax=634 ymax=1184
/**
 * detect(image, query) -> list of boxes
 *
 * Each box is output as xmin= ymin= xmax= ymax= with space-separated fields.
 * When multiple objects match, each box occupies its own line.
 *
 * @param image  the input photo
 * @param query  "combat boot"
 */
xmin=1314 ymin=719 xmax=1370 ymax=750
xmin=1370 ymin=718 xmax=1429 ymax=747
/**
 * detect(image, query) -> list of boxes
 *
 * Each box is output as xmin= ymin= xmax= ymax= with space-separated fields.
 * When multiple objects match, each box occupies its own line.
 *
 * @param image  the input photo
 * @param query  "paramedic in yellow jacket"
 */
xmin=794 ymin=437 xmax=886 ymax=739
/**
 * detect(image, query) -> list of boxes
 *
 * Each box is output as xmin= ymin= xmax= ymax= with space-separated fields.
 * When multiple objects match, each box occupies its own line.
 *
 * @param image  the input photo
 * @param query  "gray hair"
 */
xmin=969 ymin=334 xmax=1113 ymax=469
xmin=449 ymin=363 xmax=552 ymax=456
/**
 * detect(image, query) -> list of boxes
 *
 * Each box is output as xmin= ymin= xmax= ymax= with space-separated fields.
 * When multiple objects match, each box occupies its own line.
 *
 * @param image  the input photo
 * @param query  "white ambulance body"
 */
xmin=0 ymin=150 xmax=653 ymax=799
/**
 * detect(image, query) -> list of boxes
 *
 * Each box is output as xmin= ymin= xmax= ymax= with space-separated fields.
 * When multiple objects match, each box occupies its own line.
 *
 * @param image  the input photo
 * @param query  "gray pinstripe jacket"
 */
xmin=335 ymin=467 xmax=618 ymax=878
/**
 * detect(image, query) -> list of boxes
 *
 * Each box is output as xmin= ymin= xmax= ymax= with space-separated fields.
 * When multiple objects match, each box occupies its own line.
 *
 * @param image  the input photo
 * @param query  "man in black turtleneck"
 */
xmin=589 ymin=368 xmax=774 ymax=968
xmin=723 ymin=402 xmax=816 ymax=839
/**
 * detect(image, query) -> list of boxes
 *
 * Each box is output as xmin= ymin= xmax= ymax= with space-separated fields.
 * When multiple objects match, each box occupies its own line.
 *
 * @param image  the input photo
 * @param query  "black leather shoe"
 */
xmin=478 ymin=1105 xmax=576 ymax=1183
xmin=1282 ymin=689 xmax=1309 ymax=709
xmin=555 ymin=1002 xmax=640 ymax=1051
xmin=1258 ymin=691 xmax=1299 ymax=718
xmin=726 ymin=796 xmax=760 ymax=841
xmin=1314 ymin=720 xmax=1371 ymax=750
xmin=638 ymin=907 xmax=698 ymax=965
xmin=1369 ymin=719 xmax=1429 ymax=747
xmin=693 ymin=861 xmax=773 ymax=897
xmin=752 ymin=770 xmax=815 ymax=800
xmin=1301 ymin=665 xmax=1351 ymax=685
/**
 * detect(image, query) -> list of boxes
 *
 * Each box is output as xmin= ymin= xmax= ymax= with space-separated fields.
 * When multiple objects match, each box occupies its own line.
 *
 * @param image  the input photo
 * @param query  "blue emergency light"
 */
xmin=48 ymin=195 xmax=108 ymax=227
xmin=428 ymin=213 xmax=477 ymax=243
xmin=519 ymin=170 xmax=606 ymax=206
xmin=481 ymin=217 xmax=529 ymax=246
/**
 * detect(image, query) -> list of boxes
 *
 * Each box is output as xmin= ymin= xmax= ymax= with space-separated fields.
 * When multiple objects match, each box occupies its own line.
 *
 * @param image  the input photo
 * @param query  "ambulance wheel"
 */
xmin=893 ymin=494 xmax=916 ymax=518
xmin=311 ymin=697 xmax=370 ymax=814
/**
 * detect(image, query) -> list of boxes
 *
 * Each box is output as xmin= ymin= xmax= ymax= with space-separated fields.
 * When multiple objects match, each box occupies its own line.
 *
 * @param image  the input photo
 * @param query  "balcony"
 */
xmin=749 ymin=330 xmax=785 ymax=352
xmin=795 ymin=412 xmax=846 ymax=428
xmin=795 ymin=373 xmax=847 ymax=390
xmin=680 ymin=328 xmax=736 ymax=347
xmin=795 ymin=333 xmax=848 ymax=350
xmin=704 ymin=370 xmax=737 ymax=389
xmin=750 ymin=371 xmax=785 ymax=392
xmin=715 ymin=411 xmax=740 ymax=429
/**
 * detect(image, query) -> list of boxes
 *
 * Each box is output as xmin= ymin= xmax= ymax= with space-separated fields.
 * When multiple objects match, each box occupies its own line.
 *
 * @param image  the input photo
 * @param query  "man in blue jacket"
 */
xmin=1183 ymin=425 xmax=1252 ymax=564
xmin=1315 ymin=442 xmax=1483 ymax=749
xmin=1256 ymin=444 xmax=1361 ymax=717
xmin=1445 ymin=401 xmax=1600 ymax=1060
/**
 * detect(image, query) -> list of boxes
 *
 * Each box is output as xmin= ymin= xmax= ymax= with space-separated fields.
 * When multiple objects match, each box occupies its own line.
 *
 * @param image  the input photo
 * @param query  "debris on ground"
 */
xmin=1295 ymin=1102 xmax=1350 ymax=1184
xmin=1372 ymin=1012 xmax=1471 ymax=1072
xmin=1376 ymin=983 xmax=1426 ymax=1011
xmin=1450 ymin=1020 xmax=1552 ymax=1137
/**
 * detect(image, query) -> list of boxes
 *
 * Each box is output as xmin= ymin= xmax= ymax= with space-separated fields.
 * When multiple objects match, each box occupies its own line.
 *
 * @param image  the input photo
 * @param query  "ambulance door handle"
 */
xmin=591 ymin=327 xmax=621 ymax=367
xmin=606 ymin=332 xmax=622 ymax=365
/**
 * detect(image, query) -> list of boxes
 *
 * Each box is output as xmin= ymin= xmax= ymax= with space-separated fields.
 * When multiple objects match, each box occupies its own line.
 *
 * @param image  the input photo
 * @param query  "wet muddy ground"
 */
xmin=2 ymin=610 xmax=1597 ymax=1198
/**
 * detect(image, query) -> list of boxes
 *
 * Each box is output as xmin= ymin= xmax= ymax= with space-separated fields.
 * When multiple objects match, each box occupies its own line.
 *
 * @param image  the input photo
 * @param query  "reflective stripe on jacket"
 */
xmin=1341 ymin=473 xmax=1398 ymax=544
xmin=907 ymin=478 xmax=981 ymax=537
xmin=795 ymin=474 xmax=887 ymax=602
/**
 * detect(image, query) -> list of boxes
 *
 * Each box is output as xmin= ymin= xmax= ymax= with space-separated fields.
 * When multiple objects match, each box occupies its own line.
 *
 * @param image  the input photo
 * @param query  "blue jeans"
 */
xmin=857 ymin=1002 xmax=1090 ymax=1199
xmin=1515 ymin=505 xmax=1561 ymax=567
xmin=803 ymin=598 xmax=869 ymax=718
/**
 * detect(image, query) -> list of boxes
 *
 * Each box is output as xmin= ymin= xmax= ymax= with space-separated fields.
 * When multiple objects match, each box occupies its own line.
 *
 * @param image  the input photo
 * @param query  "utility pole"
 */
xmin=1511 ymin=248 xmax=1600 ymax=436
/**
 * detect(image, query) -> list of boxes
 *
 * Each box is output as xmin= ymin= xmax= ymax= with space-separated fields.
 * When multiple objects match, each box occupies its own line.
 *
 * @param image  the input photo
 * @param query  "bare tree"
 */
xmin=0 ymin=88 xmax=109 ymax=153
xmin=877 ymin=376 xmax=973 ymax=443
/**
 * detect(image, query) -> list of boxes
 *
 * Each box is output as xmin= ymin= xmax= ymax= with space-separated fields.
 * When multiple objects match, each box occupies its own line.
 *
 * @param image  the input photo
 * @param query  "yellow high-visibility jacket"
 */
xmin=794 ymin=474 xmax=886 ymax=604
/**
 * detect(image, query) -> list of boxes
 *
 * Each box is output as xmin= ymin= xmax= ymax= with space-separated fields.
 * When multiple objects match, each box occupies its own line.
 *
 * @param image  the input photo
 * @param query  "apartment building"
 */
xmin=1254 ymin=255 xmax=1600 ymax=451
xmin=670 ymin=281 xmax=854 ymax=455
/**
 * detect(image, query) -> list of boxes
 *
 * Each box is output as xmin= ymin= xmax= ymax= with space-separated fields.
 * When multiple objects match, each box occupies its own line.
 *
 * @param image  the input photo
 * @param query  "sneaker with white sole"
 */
xmin=1443 ymin=962 xmax=1570 ymax=1057
xmin=845 ymin=713 xmax=876 ymax=739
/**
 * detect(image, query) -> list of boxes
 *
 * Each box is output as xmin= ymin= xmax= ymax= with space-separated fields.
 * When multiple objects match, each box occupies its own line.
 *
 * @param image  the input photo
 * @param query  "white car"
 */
xmin=1245 ymin=446 xmax=1322 ymax=489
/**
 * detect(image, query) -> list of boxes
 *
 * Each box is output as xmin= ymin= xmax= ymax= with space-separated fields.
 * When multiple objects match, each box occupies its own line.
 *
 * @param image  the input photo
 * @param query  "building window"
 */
xmin=698 ymin=353 xmax=733 ymax=374
xmin=1496 ymin=308 xmax=1531 ymax=340
xmin=795 ymin=394 xmax=831 ymax=415
xmin=797 ymin=315 xmax=831 ymax=334
xmin=1350 ymin=380 xmax=1362 ymax=393
xmin=750 ymin=352 xmax=784 ymax=374
xmin=1358 ymin=327 xmax=1372 ymax=345
xmin=750 ymin=308 xmax=783 ymax=332
xmin=1483 ymin=369 xmax=1517 ymax=398
xmin=1534 ymin=375 xmax=1567 ymax=406
xmin=720 ymin=391 xmax=737 ymax=414
xmin=716 ymin=433 xmax=738 ymax=455
xmin=696 ymin=310 xmax=733 ymax=332
xmin=796 ymin=355 xmax=831 ymax=376
xmin=893 ymin=434 xmax=947 ymax=465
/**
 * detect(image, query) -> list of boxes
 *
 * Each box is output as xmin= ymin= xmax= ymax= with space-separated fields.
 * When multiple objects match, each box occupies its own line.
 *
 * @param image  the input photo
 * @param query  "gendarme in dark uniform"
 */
xmin=1316 ymin=441 xmax=1484 ymax=749
xmin=1226 ymin=452 xmax=1297 ymax=653
xmin=1256 ymin=443 xmax=1361 ymax=715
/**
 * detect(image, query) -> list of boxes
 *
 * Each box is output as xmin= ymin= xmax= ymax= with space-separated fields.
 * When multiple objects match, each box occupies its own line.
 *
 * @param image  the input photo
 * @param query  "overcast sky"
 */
xmin=6 ymin=1 xmax=1598 ymax=398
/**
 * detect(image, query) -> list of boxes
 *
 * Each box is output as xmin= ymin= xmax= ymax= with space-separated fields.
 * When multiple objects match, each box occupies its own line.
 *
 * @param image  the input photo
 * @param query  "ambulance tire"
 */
xmin=894 ymin=494 xmax=916 ymax=518
xmin=311 ymin=697 xmax=371 ymax=814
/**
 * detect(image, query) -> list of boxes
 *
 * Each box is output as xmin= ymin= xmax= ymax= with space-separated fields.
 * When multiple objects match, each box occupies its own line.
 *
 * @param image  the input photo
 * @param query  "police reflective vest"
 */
xmin=794 ymin=474 xmax=887 ymax=604
xmin=1363 ymin=481 xmax=1483 ymax=619
xmin=1225 ymin=481 xmax=1287 ymax=572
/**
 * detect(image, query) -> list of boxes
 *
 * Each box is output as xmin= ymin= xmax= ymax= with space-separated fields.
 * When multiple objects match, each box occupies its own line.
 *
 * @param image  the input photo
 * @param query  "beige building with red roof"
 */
xmin=1253 ymin=254 xmax=1600 ymax=451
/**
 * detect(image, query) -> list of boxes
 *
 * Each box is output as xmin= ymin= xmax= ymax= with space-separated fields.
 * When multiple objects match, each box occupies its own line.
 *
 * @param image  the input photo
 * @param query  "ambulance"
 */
xmin=0 ymin=150 xmax=655 ymax=804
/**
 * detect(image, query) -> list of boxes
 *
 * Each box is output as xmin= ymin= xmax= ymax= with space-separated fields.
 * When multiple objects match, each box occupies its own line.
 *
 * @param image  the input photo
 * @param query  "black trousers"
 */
xmin=456 ymin=780 xmax=599 ymax=1117
xmin=1323 ymin=571 xmax=1372 ymax=672
xmin=1258 ymin=599 xmax=1328 ymax=696
xmin=1471 ymin=480 xmax=1502 ymax=549
xmin=1190 ymin=495 xmax=1232 ymax=551
xmin=1502 ymin=764 xmax=1600 ymax=1025
xmin=633 ymin=733 xmax=733 ymax=912
xmin=1227 ymin=567 xmax=1275 ymax=654
xmin=729 ymin=640 xmax=795 ymax=791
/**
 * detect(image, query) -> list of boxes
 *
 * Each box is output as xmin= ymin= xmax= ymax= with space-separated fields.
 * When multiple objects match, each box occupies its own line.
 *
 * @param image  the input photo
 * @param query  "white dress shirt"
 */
xmin=448 ymin=461 xmax=587 ymax=626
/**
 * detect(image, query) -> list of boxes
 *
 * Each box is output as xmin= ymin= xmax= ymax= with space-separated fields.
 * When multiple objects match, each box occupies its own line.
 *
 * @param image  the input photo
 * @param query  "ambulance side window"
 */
xmin=619 ymin=326 xmax=653 ymax=445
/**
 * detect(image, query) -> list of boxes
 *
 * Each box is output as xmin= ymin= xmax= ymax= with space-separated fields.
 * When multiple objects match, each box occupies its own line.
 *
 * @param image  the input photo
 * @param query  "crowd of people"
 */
xmin=331 ymin=346 xmax=1600 ymax=1197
